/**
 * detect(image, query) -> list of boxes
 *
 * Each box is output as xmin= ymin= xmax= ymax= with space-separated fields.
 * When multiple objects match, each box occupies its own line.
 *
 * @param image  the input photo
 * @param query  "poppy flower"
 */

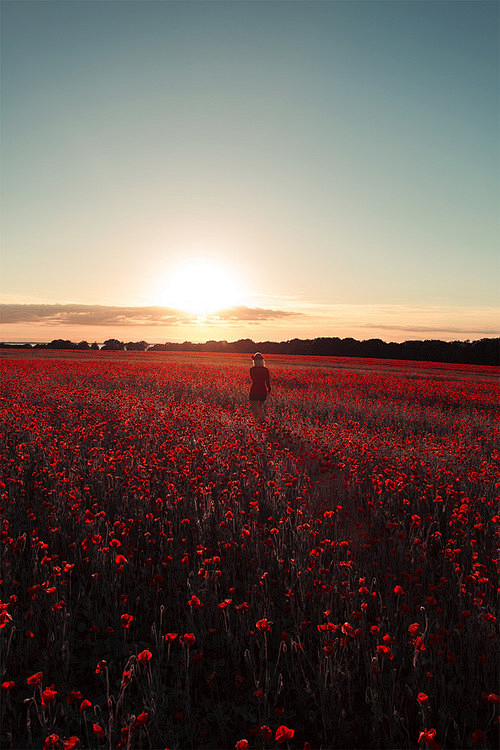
xmin=417 ymin=692 xmax=429 ymax=705
xmin=133 ymin=712 xmax=149 ymax=729
xmin=256 ymin=618 xmax=272 ymax=632
xmin=120 ymin=613 xmax=133 ymax=628
xmin=2 ymin=681 xmax=14 ymax=691
xmin=418 ymin=728 xmax=441 ymax=750
xmin=42 ymin=686 xmax=57 ymax=705
xmin=43 ymin=735 xmax=60 ymax=749
xmin=27 ymin=671 xmax=43 ymax=688
xmin=275 ymin=725 xmax=295 ymax=743
xmin=182 ymin=633 xmax=196 ymax=647
xmin=137 ymin=649 xmax=152 ymax=663
xmin=62 ymin=738 xmax=80 ymax=750
xmin=92 ymin=724 xmax=106 ymax=738
xmin=235 ymin=741 xmax=249 ymax=750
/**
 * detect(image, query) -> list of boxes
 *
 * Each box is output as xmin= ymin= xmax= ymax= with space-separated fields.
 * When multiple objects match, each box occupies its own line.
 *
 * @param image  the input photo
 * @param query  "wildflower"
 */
xmin=27 ymin=671 xmax=43 ymax=688
xmin=95 ymin=660 xmax=107 ymax=674
xmin=43 ymin=735 xmax=60 ymax=749
xmin=62 ymin=738 xmax=80 ymax=750
xmin=256 ymin=618 xmax=272 ymax=632
xmin=79 ymin=699 xmax=91 ymax=712
xmin=66 ymin=690 xmax=83 ymax=704
xmin=137 ymin=649 xmax=152 ymax=663
xmin=120 ymin=613 xmax=133 ymax=628
xmin=418 ymin=728 xmax=441 ymax=750
xmin=182 ymin=633 xmax=196 ymax=647
xmin=187 ymin=595 xmax=203 ymax=608
xmin=417 ymin=692 xmax=429 ymax=705
xmin=42 ymin=686 xmax=57 ymax=705
xmin=235 ymin=741 xmax=249 ymax=750
xmin=133 ymin=712 xmax=149 ymax=729
xmin=93 ymin=724 xmax=106 ymax=739
xmin=275 ymin=725 xmax=295 ymax=743
xmin=394 ymin=585 xmax=405 ymax=595
xmin=165 ymin=632 xmax=178 ymax=642
xmin=472 ymin=730 xmax=486 ymax=743
xmin=2 ymin=681 xmax=14 ymax=690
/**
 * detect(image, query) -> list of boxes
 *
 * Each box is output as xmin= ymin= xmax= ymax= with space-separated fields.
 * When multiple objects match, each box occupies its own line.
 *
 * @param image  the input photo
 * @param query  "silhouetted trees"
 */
xmin=125 ymin=341 xmax=149 ymax=351
xmin=1 ymin=336 xmax=498 ymax=365
xmin=148 ymin=337 xmax=499 ymax=365
xmin=101 ymin=339 xmax=125 ymax=351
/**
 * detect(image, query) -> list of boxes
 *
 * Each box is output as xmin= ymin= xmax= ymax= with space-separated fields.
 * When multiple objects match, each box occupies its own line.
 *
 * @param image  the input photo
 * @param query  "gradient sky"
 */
xmin=1 ymin=0 xmax=499 ymax=344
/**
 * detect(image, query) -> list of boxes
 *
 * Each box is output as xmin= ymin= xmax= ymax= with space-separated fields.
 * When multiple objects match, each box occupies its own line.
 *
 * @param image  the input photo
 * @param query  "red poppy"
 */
xmin=235 ymin=741 xmax=249 ymax=750
xmin=42 ymin=686 xmax=57 ymax=706
xmin=275 ymin=725 xmax=295 ymax=743
xmin=418 ymin=728 xmax=441 ymax=750
xmin=417 ymin=692 xmax=429 ymax=705
xmin=182 ymin=633 xmax=196 ymax=647
xmin=472 ymin=730 xmax=486 ymax=744
xmin=66 ymin=690 xmax=83 ymax=704
xmin=95 ymin=660 xmax=107 ymax=674
xmin=133 ymin=711 xmax=149 ymax=729
xmin=92 ymin=724 xmax=106 ymax=739
xmin=256 ymin=618 xmax=272 ymax=632
xmin=62 ymin=738 xmax=80 ymax=750
xmin=137 ymin=649 xmax=152 ymax=663
xmin=120 ymin=613 xmax=133 ymax=628
xmin=2 ymin=681 xmax=14 ymax=691
xmin=43 ymin=735 xmax=60 ymax=750
xmin=79 ymin=699 xmax=91 ymax=712
xmin=27 ymin=671 xmax=43 ymax=688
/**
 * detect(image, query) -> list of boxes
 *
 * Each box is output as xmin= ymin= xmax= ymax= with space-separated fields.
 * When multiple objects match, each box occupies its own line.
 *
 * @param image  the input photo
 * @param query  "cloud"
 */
xmin=362 ymin=322 xmax=500 ymax=336
xmin=212 ymin=305 xmax=299 ymax=321
xmin=0 ymin=303 xmax=299 ymax=327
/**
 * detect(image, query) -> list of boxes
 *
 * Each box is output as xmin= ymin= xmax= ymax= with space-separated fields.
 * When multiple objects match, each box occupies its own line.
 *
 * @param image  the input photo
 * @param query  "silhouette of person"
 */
xmin=249 ymin=352 xmax=271 ymax=420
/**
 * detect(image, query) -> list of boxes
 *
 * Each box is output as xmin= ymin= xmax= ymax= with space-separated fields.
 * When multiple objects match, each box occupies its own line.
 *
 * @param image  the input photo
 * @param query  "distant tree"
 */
xmin=90 ymin=342 xmax=99 ymax=351
xmin=232 ymin=338 xmax=256 ymax=353
xmin=77 ymin=341 xmax=90 ymax=350
xmin=102 ymin=339 xmax=125 ymax=351
xmin=47 ymin=339 xmax=78 ymax=350
xmin=125 ymin=341 xmax=148 ymax=351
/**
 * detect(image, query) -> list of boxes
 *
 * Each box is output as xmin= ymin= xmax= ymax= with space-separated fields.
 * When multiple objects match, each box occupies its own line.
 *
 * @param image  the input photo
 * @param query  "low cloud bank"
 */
xmin=362 ymin=323 xmax=500 ymax=336
xmin=0 ymin=304 xmax=299 ymax=326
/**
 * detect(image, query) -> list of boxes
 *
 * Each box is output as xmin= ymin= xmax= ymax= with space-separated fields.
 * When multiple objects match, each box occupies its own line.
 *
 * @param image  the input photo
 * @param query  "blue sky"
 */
xmin=1 ymin=0 xmax=498 ymax=343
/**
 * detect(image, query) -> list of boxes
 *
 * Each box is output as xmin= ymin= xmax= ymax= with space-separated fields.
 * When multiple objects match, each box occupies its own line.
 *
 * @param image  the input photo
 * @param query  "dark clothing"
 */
xmin=249 ymin=366 xmax=271 ymax=400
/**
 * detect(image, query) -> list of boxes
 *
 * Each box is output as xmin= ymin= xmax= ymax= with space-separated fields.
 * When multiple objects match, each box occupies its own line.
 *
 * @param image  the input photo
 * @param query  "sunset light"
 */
xmin=156 ymin=259 xmax=247 ymax=317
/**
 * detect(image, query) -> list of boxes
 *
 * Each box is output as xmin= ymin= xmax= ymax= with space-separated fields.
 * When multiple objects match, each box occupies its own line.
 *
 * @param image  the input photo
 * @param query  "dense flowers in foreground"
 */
xmin=0 ymin=351 xmax=498 ymax=748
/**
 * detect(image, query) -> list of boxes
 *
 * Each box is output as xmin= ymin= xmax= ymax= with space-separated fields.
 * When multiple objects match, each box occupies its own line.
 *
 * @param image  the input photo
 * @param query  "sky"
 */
xmin=1 ymin=0 xmax=499 ymax=345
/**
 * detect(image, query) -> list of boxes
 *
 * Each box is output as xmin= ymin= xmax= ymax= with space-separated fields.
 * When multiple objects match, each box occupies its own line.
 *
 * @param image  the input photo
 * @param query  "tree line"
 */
xmin=1 ymin=336 xmax=498 ymax=365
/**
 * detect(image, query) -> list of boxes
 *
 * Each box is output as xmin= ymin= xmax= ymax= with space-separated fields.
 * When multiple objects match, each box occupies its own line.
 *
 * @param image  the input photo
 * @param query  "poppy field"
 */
xmin=0 ymin=351 xmax=498 ymax=750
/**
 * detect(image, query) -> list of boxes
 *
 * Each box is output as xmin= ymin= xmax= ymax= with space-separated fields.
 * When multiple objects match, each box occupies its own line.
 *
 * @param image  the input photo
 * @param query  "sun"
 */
xmin=158 ymin=258 xmax=246 ymax=317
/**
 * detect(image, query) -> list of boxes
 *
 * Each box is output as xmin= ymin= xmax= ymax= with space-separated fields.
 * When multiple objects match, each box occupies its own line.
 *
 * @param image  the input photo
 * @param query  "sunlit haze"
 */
xmin=1 ymin=0 xmax=498 ymax=344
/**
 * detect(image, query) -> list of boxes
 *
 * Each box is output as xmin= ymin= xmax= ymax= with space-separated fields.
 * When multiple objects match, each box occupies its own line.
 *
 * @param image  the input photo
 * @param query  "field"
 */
xmin=0 ymin=351 xmax=498 ymax=750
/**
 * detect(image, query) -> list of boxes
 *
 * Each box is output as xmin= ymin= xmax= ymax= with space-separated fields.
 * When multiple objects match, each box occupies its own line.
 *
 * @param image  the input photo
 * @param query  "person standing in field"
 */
xmin=249 ymin=352 xmax=271 ymax=420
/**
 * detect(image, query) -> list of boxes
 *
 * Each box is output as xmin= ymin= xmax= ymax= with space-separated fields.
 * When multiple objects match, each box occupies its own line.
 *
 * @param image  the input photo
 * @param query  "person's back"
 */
xmin=250 ymin=365 xmax=270 ymax=398
xmin=248 ymin=352 xmax=270 ymax=420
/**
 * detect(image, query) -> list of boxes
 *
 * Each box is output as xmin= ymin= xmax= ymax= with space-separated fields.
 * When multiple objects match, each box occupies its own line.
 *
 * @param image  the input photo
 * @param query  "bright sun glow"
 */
xmin=158 ymin=259 xmax=247 ymax=317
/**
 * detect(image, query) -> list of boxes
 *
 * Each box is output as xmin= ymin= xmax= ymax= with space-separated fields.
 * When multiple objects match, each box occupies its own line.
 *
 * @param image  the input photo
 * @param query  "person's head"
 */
xmin=252 ymin=352 xmax=265 ymax=367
